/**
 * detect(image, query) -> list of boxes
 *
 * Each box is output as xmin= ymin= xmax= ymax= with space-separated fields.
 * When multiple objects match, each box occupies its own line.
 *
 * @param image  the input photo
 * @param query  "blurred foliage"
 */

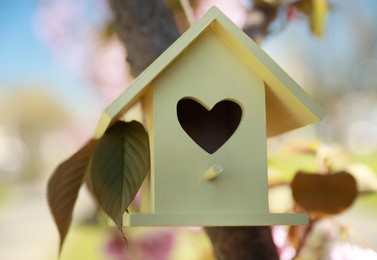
xmin=269 ymin=153 xmax=317 ymax=181
xmin=268 ymin=140 xmax=377 ymax=258
xmin=352 ymin=153 xmax=377 ymax=173
xmin=0 ymin=89 xmax=71 ymax=181
xmin=104 ymin=227 xmax=215 ymax=260
xmin=58 ymin=225 xmax=109 ymax=260
xmin=0 ymin=89 xmax=69 ymax=132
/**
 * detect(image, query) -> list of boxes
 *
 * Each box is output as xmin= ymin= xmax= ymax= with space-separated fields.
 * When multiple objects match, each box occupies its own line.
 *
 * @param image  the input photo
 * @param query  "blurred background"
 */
xmin=0 ymin=0 xmax=377 ymax=259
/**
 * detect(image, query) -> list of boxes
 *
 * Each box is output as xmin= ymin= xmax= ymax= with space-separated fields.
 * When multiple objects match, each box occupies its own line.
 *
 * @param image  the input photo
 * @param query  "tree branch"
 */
xmin=109 ymin=0 xmax=180 ymax=76
xmin=243 ymin=3 xmax=278 ymax=44
xmin=205 ymin=226 xmax=279 ymax=260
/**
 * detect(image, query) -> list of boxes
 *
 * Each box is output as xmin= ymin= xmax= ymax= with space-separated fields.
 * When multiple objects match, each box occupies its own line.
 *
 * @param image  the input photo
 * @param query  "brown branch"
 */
xmin=292 ymin=219 xmax=315 ymax=259
xmin=109 ymin=0 xmax=180 ymax=76
xmin=243 ymin=3 xmax=278 ymax=44
xmin=205 ymin=227 xmax=279 ymax=260
xmin=359 ymin=190 xmax=377 ymax=196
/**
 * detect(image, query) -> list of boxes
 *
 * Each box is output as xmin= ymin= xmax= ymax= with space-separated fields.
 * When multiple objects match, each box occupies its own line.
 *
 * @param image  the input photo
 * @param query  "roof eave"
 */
xmin=94 ymin=7 xmax=223 ymax=138
xmin=94 ymin=6 xmax=326 ymax=139
xmin=213 ymin=13 xmax=326 ymax=135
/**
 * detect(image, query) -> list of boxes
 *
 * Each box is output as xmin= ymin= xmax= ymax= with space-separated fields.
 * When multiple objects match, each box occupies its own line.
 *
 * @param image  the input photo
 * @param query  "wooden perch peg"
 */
xmin=204 ymin=164 xmax=223 ymax=181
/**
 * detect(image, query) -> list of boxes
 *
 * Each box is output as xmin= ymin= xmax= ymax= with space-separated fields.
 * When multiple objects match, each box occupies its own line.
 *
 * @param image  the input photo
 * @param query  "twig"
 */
xmin=293 ymin=219 xmax=316 ymax=259
xmin=179 ymin=0 xmax=195 ymax=25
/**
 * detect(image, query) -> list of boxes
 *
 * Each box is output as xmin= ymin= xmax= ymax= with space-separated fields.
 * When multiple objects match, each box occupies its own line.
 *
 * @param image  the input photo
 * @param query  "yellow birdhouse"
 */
xmin=94 ymin=7 xmax=325 ymax=226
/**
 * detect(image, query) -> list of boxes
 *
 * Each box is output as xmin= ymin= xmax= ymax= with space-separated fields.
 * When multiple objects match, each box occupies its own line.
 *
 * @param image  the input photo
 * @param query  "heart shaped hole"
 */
xmin=177 ymin=98 xmax=242 ymax=154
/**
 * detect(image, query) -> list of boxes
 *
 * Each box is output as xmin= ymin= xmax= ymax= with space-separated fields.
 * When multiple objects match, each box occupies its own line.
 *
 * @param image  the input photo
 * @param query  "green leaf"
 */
xmin=90 ymin=121 xmax=150 ymax=230
xmin=47 ymin=139 xmax=98 ymax=253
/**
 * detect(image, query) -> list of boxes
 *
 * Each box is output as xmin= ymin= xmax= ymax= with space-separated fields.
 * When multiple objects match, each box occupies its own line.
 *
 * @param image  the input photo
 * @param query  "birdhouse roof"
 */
xmin=94 ymin=6 xmax=325 ymax=138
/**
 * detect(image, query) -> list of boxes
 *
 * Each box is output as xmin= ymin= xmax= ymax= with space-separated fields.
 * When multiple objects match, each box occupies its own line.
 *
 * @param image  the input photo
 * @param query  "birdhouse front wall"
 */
xmin=149 ymin=27 xmax=270 ymax=216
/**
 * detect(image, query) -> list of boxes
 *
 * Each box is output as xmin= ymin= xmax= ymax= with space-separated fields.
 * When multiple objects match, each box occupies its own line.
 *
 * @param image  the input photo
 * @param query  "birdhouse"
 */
xmin=94 ymin=7 xmax=325 ymax=226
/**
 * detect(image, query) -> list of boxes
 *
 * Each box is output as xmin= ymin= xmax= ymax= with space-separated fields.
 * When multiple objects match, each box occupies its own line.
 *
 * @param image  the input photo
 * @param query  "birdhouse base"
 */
xmin=123 ymin=213 xmax=308 ymax=227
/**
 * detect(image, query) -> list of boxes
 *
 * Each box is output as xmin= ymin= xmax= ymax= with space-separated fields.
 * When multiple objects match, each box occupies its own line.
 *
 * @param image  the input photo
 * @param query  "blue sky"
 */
xmin=0 ymin=0 xmax=99 ymax=117
xmin=0 ymin=1 xmax=57 ymax=80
